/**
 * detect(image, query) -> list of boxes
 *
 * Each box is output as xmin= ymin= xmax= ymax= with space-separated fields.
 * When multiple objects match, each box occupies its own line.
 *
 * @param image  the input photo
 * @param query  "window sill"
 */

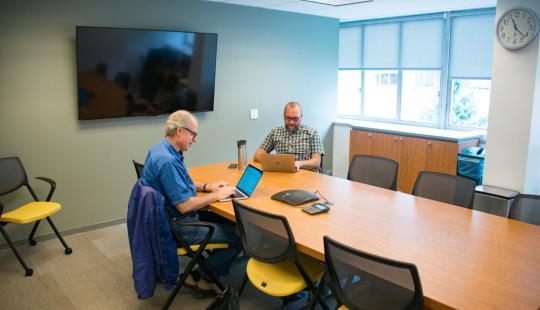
xmin=334 ymin=119 xmax=486 ymax=143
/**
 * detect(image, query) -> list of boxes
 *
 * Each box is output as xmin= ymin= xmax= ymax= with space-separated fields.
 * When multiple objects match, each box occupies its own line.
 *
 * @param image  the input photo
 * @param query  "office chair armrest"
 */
xmin=170 ymin=222 xmax=216 ymax=256
xmin=0 ymin=202 xmax=3 ymax=217
xmin=36 ymin=177 xmax=56 ymax=202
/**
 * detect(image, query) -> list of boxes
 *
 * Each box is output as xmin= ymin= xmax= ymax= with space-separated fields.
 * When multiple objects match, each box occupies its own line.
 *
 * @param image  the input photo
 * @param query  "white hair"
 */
xmin=163 ymin=110 xmax=196 ymax=136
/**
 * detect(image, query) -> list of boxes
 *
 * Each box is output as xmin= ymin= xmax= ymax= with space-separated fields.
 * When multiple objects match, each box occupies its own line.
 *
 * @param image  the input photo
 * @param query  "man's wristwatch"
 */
xmin=202 ymin=183 xmax=208 ymax=193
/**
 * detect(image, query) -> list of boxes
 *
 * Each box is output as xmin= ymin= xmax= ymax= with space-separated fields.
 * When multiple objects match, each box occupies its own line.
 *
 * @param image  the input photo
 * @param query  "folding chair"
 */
xmin=163 ymin=217 xmax=230 ymax=309
xmin=128 ymin=180 xmax=229 ymax=309
xmin=132 ymin=160 xmax=144 ymax=179
xmin=0 ymin=157 xmax=72 ymax=276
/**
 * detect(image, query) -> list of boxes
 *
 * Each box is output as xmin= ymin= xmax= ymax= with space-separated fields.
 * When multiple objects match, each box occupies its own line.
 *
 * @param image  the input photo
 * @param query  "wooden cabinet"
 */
xmin=349 ymin=129 xmax=478 ymax=193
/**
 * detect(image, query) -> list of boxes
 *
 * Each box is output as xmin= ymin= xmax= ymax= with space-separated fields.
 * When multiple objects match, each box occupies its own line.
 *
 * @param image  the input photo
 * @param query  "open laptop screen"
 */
xmin=236 ymin=165 xmax=263 ymax=197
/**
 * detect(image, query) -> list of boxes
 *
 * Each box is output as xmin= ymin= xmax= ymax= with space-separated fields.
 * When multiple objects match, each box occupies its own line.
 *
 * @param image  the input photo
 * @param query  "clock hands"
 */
xmin=511 ymin=16 xmax=526 ymax=37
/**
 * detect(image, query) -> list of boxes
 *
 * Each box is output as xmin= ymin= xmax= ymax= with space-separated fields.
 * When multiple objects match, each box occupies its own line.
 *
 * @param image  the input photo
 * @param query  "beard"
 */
xmin=285 ymin=122 xmax=300 ymax=133
xmin=286 ymin=124 xmax=299 ymax=132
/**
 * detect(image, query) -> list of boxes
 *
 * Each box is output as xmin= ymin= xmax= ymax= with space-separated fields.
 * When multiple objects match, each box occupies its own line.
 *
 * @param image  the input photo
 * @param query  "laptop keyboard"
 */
xmin=233 ymin=189 xmax=245 ymax=198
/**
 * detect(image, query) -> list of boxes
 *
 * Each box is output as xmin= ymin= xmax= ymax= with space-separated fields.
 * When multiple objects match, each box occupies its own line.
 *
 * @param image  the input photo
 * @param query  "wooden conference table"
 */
xmin=188 ymin=162 xmax=540 ymax=310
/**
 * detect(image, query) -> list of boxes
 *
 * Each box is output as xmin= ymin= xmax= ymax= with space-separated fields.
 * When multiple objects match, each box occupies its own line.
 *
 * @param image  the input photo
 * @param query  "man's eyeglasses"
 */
xmin=181 ymin=127 xmax=198 ymax=138
xmin=285 ymin=116 xmax=300 ymax=122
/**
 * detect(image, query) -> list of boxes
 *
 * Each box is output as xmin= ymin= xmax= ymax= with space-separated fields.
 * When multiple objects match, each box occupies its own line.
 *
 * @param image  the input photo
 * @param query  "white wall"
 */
xmin=483 ymin=0 xmax=540 ymax=193
xmin=0 ymin=0 xmax=338 ymax=242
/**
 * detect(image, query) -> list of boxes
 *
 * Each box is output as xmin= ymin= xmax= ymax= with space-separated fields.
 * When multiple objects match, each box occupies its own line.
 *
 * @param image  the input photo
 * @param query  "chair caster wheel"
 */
xmin=65 ymin=248 xmax=73 ymax=255
xmin=25 ymin=268 xmax=34 ymax=277
xmin=29 ymin=239 xmax=37 ymax=246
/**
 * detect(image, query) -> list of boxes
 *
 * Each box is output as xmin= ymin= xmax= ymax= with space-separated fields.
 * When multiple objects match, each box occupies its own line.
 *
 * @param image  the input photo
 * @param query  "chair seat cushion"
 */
xmin=177 ymin=243 xmax=229 ymax=256
xmin=246 ymin=253 xmax=324 ymax=297
xmin=0 ymin=202 xmax=61 ymax=224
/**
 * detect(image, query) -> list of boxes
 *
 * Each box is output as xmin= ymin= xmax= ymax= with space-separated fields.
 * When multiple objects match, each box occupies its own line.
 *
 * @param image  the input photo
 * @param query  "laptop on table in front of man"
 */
xmin=260 ymin=154 xmax=297 ymax=173
xmin=219 ymin=164 xmax=264 ymax=202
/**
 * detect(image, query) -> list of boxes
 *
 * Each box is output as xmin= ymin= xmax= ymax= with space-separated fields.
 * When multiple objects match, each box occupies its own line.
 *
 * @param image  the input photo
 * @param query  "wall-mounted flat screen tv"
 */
xmin=76 ymin=26 xmax=217 ymax=120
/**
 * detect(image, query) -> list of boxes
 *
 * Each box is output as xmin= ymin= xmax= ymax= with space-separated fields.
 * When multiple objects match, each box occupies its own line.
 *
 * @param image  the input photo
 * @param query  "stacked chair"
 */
xmin=0 ymin=157 xmax=72 ymax=276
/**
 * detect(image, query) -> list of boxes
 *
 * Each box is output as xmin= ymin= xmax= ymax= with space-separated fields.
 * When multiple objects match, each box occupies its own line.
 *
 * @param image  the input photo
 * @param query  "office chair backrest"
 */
xmin=232 ymin=200 xmax=296 ymax=263
xmin=132 ymin=160 xmax=144 ymax=179
xmin=412 ymin=171 xmax=476 ymax=209
xmin=509 ymin=194 xmax=540 ymax=226
xmin=347 ymin=155 xmax=399 ymax=190
xmin=0 ymin=157 xmax=30 ymax=196
xmin=323 ymin=236 xmax=424 ymax=310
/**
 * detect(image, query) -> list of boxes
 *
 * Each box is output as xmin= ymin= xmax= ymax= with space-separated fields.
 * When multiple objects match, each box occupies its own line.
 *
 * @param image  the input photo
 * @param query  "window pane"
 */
xmin=339 ymin=27 xmax=362 ymax=68
xmin=338 ymin=70 xmax=362 ymax=115
xmin=364 ymin=23 xmax=399 ymax=68
xmin=402 ymin=19 xmax=443 ymax=69
xmin=364 ymin=70 xmax=398 ymax=119
xmin=401 ymin=70 xmax=441 ymax=124
xmin=450 ymin=14 xmax=495 ymax=78
xmin=449 ymin=79 xmax=491 ymax=128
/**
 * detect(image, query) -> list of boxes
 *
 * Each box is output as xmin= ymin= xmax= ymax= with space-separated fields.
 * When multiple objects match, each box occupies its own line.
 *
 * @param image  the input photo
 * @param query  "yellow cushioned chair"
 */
xmin=232 ymin=200 xmax=328 ymax=309
xmin=0 ymin=157 xmax=72 ymax=276
xmin=129 ymin=161 xmax=229 ymax=309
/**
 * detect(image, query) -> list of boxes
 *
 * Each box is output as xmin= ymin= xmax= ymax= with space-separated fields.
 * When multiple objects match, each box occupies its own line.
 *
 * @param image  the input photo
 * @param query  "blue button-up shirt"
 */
xmin=141 ymin=139 xmax=197 ymax=220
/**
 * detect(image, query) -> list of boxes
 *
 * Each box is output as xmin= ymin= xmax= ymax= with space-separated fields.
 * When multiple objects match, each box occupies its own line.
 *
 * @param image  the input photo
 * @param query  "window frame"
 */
xmin=338 ymin=8 xmax=496 ymax=130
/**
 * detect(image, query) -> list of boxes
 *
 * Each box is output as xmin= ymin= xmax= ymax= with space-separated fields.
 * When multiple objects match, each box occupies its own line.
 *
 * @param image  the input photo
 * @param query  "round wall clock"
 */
xmin=496 ymin=7 xmax=539 ymax=50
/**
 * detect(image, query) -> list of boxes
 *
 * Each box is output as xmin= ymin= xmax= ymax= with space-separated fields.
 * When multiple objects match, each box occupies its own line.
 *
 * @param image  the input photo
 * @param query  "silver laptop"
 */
xmin=260 ymin=154 xmax=297 ymax=173
xmin=219 ymin=164 xmax=264 ymax=202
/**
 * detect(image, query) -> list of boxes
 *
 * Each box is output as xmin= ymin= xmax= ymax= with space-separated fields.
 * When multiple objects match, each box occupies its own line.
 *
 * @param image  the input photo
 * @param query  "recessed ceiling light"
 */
xmin=301 ymin=0 xmax=373 ymax=6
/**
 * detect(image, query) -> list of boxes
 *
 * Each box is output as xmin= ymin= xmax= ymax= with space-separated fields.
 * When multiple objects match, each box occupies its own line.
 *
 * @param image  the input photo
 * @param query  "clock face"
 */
xmin=497 ymin=8 xmax=539 ymax=50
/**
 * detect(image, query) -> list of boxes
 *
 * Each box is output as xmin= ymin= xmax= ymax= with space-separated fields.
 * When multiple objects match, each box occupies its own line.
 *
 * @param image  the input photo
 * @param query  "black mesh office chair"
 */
xmin=232 ymin=200 xmax=328 ymax=309
xmin=412 ymin=171 xmax=476 ymax=208
xmin=509 ymin=194 xmax=540 ymax=226
xmin=0 ymin=157 xmax=72 ymax=276
xmin=132 ymin=160 xmax=144 ymax=179
xmin=347 ymin=155 xmax=399 ymax=190
xmin=310 ymin=236 xmax=424 ymax=310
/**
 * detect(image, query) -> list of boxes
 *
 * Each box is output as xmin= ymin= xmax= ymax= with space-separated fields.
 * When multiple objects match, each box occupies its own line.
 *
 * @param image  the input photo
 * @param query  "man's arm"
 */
xmin=295 ymin=153 xmax=321 ymax=171
xmin=174 ymin=185 xmax=235 ymax=214
xmin=254 ymin=130 xmax=275 ymax=162
xmin=295 ymin=128 xmax=324 ymax=171
xmin=253 ymin=148 xmax=269 ymax=163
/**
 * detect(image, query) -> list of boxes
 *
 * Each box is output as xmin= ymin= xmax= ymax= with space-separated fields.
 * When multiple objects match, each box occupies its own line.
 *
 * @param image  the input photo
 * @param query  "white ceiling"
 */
xmin=204 ymin=0 xmax=496 ymax=22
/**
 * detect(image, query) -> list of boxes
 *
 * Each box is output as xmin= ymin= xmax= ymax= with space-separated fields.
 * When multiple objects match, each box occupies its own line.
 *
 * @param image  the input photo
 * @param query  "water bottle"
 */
xmin=237 ymin=140 xmax=247 ymax=170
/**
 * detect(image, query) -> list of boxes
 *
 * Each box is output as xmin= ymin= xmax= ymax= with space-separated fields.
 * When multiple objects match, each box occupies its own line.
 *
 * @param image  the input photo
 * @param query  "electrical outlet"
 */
xmin=250 ymin=109 xmax=258 ymax=120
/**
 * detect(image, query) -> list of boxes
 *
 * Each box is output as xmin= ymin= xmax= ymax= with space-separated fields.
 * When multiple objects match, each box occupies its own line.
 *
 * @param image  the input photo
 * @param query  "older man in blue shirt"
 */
xmin=142 ymin=110 xmax=241 ymax=293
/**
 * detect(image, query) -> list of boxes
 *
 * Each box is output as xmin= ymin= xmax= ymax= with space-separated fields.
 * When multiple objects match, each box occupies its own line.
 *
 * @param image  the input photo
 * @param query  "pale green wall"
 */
xmin=0 ymin=0 xmax=338 ymax=242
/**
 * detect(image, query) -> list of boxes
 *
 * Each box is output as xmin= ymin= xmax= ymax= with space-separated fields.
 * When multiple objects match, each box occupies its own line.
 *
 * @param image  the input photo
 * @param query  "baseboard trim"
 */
xmin=0 ymin=218 xmax=127 ymax=250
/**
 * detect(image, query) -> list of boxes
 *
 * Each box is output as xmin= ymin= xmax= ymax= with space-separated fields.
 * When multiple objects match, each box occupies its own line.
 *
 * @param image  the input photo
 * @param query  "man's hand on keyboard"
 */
xmin=209 ymin=181 xmax=231 ymax=192
xmin=216 ymin=185 xmax=236 ymax=200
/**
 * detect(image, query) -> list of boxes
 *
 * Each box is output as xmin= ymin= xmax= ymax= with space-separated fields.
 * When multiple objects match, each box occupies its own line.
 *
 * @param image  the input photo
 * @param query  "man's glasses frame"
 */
xmin=284 ymin=116 xmax=301 ymax=122
xmin=181 ymin=127 xmax=198 ymax=138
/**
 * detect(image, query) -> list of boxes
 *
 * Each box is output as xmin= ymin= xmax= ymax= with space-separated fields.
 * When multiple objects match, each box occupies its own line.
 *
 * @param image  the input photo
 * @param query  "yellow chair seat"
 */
xmin=338 ymin=306 xmax=348 ymax=310
xmin=246 ymin=253 xmax=324 ymax=297
xmin=0 ymin=202 xmax=61 ymax=224
xmin=177 ymin=243 xmax=229 ymax=256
